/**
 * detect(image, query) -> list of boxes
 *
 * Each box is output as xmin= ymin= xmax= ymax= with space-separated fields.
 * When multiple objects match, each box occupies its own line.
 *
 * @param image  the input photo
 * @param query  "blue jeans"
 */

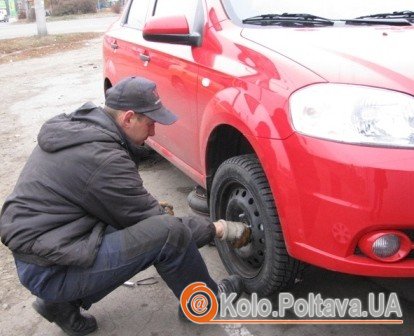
xmin=15 ymin=215 xmax=218 ymax=309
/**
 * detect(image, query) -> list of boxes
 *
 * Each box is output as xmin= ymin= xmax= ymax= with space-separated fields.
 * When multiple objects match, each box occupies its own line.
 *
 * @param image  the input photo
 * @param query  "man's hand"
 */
xmin=214 ymin=219 xmax=251 ymax=248
xmin=159 ymin=201 xmax=174 ymax=216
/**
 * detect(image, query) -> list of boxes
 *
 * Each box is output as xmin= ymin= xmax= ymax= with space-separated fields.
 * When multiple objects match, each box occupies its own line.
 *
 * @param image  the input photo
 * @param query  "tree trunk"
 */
xmin=21 ymin=0 xmax=29 ymax=18
xmin=4 ymin=0 xmax=10 ymax=16
xmin=34 ymin=0 xmax=48 ymax=36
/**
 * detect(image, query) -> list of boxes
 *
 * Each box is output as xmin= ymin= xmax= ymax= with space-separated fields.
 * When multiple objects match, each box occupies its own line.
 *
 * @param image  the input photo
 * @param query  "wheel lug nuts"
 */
xmin=238 ymin=213 xmax=251 ymax=227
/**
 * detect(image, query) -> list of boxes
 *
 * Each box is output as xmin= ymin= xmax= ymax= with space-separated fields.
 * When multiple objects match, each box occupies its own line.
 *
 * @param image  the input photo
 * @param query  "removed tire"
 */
xmin=210 ymin=154 xmax=303 ymax=296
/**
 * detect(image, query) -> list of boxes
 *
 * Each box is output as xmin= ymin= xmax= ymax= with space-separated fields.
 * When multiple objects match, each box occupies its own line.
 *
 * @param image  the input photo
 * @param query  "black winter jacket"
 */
xmin=0 ymin=103 xmax=164 ymax=267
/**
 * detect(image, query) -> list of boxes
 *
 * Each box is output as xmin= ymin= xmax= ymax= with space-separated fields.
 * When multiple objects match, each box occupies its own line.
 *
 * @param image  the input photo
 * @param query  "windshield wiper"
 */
xmin=349 ymin=10 xmax=414 ymax=25
xmin=242 ymin=13 xmax=334 ymax=27
xmin=356 ymin=10 xmax=414 ymax=20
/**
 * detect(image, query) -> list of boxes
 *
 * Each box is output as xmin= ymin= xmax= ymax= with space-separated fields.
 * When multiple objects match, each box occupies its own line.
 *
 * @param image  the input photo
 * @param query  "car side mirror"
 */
xmin=143 ymin=15 xmax=201 ymax=47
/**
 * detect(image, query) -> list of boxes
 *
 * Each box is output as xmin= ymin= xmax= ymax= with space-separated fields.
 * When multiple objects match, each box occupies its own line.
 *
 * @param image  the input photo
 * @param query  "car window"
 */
xmin=126 ymin=0 xmax=151 ymax=29
xmin=152 ymin=0 xmax=198 ymax=29
xmin=225 ymin=0 xmax=413 ymax=21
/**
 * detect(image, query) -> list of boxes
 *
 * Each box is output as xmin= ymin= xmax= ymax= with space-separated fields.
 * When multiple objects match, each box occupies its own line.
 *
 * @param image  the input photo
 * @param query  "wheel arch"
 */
xmin=199 ymin=95 xmax=296 ymax=255
xmin=205 ymin=125 xmax=255 ymax=193
xmin=199 ymin=86 xmax=287 ymax=193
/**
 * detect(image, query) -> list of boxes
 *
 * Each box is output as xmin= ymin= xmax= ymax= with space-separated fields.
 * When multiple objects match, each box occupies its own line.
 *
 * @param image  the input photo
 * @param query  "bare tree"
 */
xmin=22 ymin=0 xmax=30 ymax=18
xmin=34 ymin=0 xmax=48 ymax=36
xmin=4 ymin=0 xmax=10 ymax=16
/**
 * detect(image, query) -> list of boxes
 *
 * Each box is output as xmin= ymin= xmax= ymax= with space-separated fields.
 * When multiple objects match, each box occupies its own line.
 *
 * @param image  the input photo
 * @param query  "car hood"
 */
xmin=241 ymin=26 xmax=414 ymax=94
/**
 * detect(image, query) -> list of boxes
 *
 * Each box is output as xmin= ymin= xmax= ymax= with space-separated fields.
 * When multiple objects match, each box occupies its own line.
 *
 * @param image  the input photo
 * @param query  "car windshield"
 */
xmin=225 ymin=0 xmax=413 ymax=22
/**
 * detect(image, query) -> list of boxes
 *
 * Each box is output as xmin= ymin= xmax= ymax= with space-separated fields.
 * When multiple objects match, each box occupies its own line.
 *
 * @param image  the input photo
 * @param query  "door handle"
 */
xmin=110 ymin=41 xmax=118 ymax=50
xmin=139 ymin=53 xmax=150 ymax=62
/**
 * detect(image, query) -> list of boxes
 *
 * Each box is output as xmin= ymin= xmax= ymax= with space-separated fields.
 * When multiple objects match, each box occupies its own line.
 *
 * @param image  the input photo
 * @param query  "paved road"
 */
xmin=0 ymin=15 xmax=118 ymax=39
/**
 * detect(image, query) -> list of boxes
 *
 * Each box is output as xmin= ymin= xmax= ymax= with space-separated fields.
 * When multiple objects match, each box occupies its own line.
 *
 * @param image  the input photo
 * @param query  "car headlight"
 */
xmin=289 ymin=84 xmax=414 ymax=148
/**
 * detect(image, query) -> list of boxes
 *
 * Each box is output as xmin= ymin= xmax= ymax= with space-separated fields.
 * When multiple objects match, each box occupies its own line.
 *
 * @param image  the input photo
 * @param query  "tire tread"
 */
xmin=211 ymin=154 xmax=304 ymax=296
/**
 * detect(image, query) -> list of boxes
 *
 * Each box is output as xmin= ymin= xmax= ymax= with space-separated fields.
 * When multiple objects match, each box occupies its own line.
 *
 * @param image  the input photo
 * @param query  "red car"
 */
xmin=103 ymin=0 xmax=414 ymax=296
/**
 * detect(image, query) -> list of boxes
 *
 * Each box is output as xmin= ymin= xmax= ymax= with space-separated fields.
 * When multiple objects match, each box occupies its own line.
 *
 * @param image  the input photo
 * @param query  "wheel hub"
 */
xmin=225 ymin=187 xmax=266 ymax=272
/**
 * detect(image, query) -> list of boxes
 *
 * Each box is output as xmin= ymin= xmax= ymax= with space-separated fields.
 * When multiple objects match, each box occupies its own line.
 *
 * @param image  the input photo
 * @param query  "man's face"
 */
xmin=122 ymin=112 xmax=156 ymax=146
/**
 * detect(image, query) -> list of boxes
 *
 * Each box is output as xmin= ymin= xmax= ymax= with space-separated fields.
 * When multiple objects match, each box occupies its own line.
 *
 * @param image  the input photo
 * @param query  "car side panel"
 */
xmin=140 ymin=44 xmax=200 ymax=171
xmin=105 ymin=28 xmax=148 ymax=83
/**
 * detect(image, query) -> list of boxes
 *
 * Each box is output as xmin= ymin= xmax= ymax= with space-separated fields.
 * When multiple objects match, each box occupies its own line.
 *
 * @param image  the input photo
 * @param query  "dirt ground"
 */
xmin=0 ymin=32 xmax=103 ymax=64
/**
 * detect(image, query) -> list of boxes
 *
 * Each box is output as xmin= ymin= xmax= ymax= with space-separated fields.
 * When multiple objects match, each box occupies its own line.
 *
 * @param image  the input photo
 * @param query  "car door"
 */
xmin=139 ymin=0 xmax=202 ymax=173
xmin=104 ymin=0 xmax=152 ymax=85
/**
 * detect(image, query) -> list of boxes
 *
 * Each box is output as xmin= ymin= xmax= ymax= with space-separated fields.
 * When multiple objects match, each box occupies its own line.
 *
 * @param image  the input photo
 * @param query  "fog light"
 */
xmin=358 ymin=230 xmax=412 ymax=262
xmin=372 ymin=234 xmax=400 ymax=258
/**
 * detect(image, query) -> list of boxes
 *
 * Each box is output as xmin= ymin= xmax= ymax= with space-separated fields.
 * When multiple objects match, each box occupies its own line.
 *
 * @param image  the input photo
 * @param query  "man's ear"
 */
xmin=119 ymin=110 xmax=135 ymax=128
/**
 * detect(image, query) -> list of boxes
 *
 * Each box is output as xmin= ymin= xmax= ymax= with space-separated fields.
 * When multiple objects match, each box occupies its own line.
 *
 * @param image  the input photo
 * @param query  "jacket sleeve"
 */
xmin=82 ymin=151 xmax=165 ymax=229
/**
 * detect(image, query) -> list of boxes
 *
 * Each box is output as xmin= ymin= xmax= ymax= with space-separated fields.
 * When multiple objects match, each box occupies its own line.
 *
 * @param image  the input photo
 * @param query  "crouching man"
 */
xmin=0 ymin=77 xmax=250 ymax=336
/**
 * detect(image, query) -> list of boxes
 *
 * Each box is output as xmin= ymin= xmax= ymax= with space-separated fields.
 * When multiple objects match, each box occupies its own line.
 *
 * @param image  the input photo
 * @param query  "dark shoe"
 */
xmin=32 ymin=298 xmax=97 ymax=336
xmin=217 ymin=275 xmax=244 ymax=301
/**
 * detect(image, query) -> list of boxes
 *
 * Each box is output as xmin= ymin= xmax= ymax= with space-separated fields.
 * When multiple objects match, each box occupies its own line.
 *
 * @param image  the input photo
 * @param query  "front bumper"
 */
xmin=259 ymin=133 xmax=414 ymax=276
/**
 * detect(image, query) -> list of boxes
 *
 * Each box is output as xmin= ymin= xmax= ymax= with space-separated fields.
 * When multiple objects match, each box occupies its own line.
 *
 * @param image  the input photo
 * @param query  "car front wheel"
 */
xmin=210 ymin=154 xmax=303 ymax=296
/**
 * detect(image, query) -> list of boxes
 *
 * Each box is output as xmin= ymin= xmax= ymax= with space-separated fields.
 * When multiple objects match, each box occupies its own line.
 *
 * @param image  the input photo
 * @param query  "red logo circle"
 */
xmin=179 ymin=282 xmax=218 ymax=323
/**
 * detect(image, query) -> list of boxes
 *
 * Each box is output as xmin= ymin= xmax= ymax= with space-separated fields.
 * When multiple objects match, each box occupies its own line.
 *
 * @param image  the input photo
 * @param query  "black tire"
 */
xmin=187 ymin=186 xmax=210 ymax=216
xmin=210 ymin=154 xmax=303 ymax=296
